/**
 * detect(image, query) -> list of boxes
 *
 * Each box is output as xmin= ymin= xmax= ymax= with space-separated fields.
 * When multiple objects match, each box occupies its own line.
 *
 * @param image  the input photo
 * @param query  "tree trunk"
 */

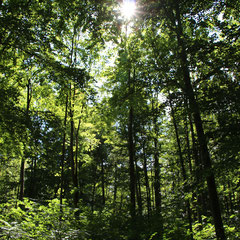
xmin=142 ymin=137 xmax=151 ymax=218
xmin=188 ymin=105 xmax=204 ymax=223
xmin=153 ymin=135 xmax=161 ymax=212
xmin=169 ymin=97 xmax=187 ymax=179
xmin=128 ymin=105 xmax=136 ymax=219
xmin=19 ymin=78 xmax=31 ymax=201
xmin=151 ymin=167 xmax=155 ymax=209
xmin=113 ymin=162 xmax=118 ymax=205
xmin=127 ymin=66 xmax=138 ymax=240
xmin=127 ymin=65 xmax=136 ymax=220
xmin=28 ymin=158 xmax=37 ymax=198
xmin=69 ymin=85 xmax=79 ymax=208
xmin=91 ymin=180 xmax=96 ymax=213
xmin=169 ymin=96 xmax=193 ymax=238
xmin=135 ymin=159 xmax=143 ymax=216
xmin=101 ymin=155 xmax=105 ymax=206
xmin=74 ymin=118 xmax=81 ymax=215
xmin=174 ymin=2 xmax=226 ymax=238
xmin=76 ymin=105 xmax=84 ymax=202
xmin=19 ymin=157 xmax=25 ymax=201
xmin=184 ymin=111 xmax=193 ymax=175
xmin=152 ymin=98 xmax=163 ymax=240
xmin=60 ymin=94 xmax=68 ymax=213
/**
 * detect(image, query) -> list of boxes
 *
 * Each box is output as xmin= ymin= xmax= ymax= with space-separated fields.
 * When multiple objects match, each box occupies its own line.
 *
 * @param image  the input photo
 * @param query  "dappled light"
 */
xmin=0 ymin=0 xmax=239 ymax=239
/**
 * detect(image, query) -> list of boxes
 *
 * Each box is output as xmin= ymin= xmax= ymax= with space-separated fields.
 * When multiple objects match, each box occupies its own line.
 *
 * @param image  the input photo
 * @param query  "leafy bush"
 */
xmin=0 ymin=198 xmax=86 ymax=239
xmin=192 ymin=215 xmax=240 ymax=240
xmin=192 ymin=220 xmax=216 ymax=240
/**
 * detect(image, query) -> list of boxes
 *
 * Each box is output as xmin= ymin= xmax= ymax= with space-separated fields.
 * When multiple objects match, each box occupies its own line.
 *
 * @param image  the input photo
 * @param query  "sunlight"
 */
xmin=121 ymin=0 xmax=136 ymax=19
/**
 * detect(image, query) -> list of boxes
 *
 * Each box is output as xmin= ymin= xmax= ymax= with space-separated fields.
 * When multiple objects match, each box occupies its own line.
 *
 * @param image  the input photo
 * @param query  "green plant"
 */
xmin=0 ymin=198 xmax=86 ymax=239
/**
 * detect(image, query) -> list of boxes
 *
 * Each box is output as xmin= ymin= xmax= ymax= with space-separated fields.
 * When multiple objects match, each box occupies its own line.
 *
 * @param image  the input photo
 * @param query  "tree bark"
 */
xmin=153 ymin=135 xmax=161 ymax=211
xmin=152 ymin=99 xmax=163 ymax=240
xmin=184 ymin=110 xmax=193 ymax=175
xmin=101 ymin=154 xmax=105 ymax=206
xmin=74 ymin=118 xmax=81 ymax=212
xmin=135 ymin=159 xmax=143 ymax=216
xmin=19 ymin=78 xmax=31 ymax=201
xmin=69 ymin=85 xmax=79 ymax=208
xmin=142 ymin=137 xmax=151 ymax=218
xmin=113 ymin=162 xmax=118 ymax=205
xmin=19 ymin=157 xmax=25 ymax=201
xmin=91 ymin=180 xmax=96 ymax=213
xmin=128 ymin=105 xmax=136 ymax=219
xmin=60 ymin=94 xmax=68 ymax=213
xmin=151 ymin=166 xmax=155 ymax=209
xmin=127 ymin=66 xmax=139 ymax=240
xmin=127 ymin=66 xmax=136 ymax=220
xmin=173 ymin=2 xmax=226 ymax=238
xmin=188 ymin=105 xmax=204 ymax=223
xmin=168 ymin=96 xmax=187 ymax=180
xmin=169 ymin=96 xmax=193 ymax=238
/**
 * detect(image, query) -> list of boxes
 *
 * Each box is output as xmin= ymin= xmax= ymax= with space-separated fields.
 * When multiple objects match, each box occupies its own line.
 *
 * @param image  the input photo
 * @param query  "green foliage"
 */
xmin=0 ymin=0 xmax=240 ymax=240
xmin=148 ymin=232 xmax=157 ymax=240
xmin=192 ymin=218 xmax=216 ymax=240
xmin=0 ymin=198 xmax=86 ymax=239
xmin=84 ymin=209 xmax=128 ymax=240
xmin=192 ymin=216 xmax=240 ymax=240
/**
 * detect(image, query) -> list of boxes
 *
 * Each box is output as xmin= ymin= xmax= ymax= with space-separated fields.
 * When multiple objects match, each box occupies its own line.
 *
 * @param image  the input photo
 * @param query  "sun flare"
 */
xmin=121 ymin=0 xmax=136 ymax=19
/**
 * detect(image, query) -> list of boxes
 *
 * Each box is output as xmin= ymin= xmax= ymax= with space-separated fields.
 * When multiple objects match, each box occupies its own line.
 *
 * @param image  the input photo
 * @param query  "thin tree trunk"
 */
xmin=188 ymin=105 xmax=204 ymax=223
xmin=152 ymin=98 xmax=163 ymax=240
xmin=153 ymin=136 xmax=163 ymax=240
xmin=127 ymin=66 xmax=136 ymax=220
xmin=168 ymin=97 xmax=187 ymax=180
xmin=69 ymin=85 xmax=79 ymax=208
xmin=151 ymin=166 xmax=155 ymax=209
xmin=127 ymin=65 xmax=138 ymax=240
xmin=153 ymin=135 xmax=161 ymax=212
xmin=91 ymin=181 xmax=96 ymax=213
xmin=74 ymin=118 xmax=80 ymax=215
xmin=113 ymin=162 xmax=117 ymax=205
xmin=135 ymin=159 xmax=143 ymax=216
xmin=75 ymin=118 xmax=81 ymax=181
xmin=128 ymin=105 xmax=136 ymax=219
xmin=19 ymin=157 xmax=25 ymax=201
xmin=28 ymin=158 xmax=37 ymax=198
xmin=60 ymin=94 xmax=68 ymax=212
xmin=174 ymin=2 xmax=226 ymax=238
xmin=101 ymin=155 xmax=105 ymax=206
xmin=75 ymin=104 xmax=85 ymax=202
xmin=19 ymin=78 xmax=31 ymax=201
xmin=184 ymin=114 xmax=193 ymax=175
xmin=142 ymin=137 xmax=151 ymax=218
xmin=169 ymin=96 xmax=193 ymax=238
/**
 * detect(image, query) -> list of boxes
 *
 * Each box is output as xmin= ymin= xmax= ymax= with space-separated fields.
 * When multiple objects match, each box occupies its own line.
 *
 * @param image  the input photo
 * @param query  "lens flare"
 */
xmin=121 ymin=0 xmax=136 ymax=19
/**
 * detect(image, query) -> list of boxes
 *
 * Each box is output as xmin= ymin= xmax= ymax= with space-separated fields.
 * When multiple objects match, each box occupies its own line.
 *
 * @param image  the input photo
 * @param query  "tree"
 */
xmin=0 ymin=0 xmax=239 ymax=239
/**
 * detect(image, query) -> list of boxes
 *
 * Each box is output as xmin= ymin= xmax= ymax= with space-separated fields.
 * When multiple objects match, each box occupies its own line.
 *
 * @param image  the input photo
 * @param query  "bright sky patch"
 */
xmin=121 ymin=0 xmax=136 ymax=19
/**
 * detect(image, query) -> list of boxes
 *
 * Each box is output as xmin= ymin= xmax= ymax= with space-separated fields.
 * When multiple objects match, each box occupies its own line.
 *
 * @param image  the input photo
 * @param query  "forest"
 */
xmin=0 ymin=0 xmax=239 ymax=239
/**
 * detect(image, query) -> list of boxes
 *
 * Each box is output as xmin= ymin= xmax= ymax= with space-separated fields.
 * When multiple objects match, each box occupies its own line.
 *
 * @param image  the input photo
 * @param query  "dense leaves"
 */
xmin=0 ymin=0 xmax=239 ymax=239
